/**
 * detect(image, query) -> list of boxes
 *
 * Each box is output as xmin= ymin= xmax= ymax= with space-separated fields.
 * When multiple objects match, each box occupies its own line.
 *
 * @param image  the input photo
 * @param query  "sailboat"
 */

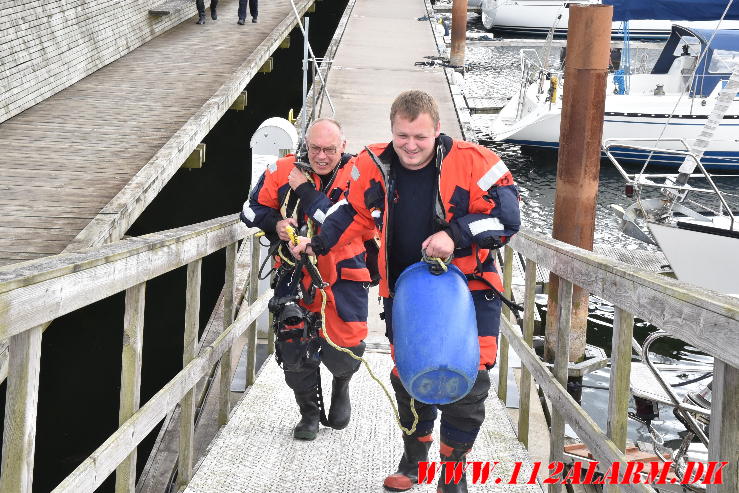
xmin=481 ymin=0 xmax=739 ymax=39
xmin=490 ymin=25 xmax=739 ymax=170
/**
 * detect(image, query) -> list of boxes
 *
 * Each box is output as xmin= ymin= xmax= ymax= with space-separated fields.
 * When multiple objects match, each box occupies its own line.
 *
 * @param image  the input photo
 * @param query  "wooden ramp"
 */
xmin=0 ymin=0 xmax=316 ymax=267
xmin=313 ymin=0 xmax=463 ymax=150
xmin=185 ymin=341 xmax=542 ymax=492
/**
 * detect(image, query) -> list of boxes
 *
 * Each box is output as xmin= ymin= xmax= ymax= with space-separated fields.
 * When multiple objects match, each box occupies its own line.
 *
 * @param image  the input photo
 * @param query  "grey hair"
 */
xmin=306 ymin=118 xmax=345 ymax=142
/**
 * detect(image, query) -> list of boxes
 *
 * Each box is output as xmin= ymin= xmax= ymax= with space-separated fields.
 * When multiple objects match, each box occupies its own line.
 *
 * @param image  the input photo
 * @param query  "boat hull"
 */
xmin=481 ymin=0 xmax=739 ymax=39
xmin=648 ymin=221 xmax=739 ymax=295
xmin=490 ymin=83 xmax=739 ymax=170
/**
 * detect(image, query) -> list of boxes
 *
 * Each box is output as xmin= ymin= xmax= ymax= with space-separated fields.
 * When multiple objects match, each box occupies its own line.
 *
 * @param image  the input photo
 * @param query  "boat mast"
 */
xmin=675 ymin=61 xmax=739 ymax=183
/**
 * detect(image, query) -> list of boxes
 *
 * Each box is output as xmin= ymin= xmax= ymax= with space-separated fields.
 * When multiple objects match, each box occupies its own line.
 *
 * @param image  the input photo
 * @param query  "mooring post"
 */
xmin=449 ymin=0 xmax=468 ymax=67
xmin=545 ymin=5 xmax=613 ymax=369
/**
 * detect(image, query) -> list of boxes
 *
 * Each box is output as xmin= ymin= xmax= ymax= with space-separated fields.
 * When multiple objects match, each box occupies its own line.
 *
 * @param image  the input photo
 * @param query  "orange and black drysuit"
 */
xmin=241 ymin=153 xmax=373 ymax=393
xmin=308 ymin=135 xmax=520 ymax=450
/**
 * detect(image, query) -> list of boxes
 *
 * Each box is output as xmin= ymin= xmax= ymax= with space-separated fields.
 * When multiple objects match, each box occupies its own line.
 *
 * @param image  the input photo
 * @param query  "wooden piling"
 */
xmin=449 ymin=0 xmax=468 ymax=67
xmin=545 ymin=5 xmax=613 ymax=364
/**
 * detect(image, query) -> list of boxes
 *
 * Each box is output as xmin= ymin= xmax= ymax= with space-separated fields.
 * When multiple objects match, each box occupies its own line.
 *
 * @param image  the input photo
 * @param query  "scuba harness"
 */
xmin=268 ymin=156 xmax=330 ymax=371
xmin=267 ymin=155 xmax=340 ymax=427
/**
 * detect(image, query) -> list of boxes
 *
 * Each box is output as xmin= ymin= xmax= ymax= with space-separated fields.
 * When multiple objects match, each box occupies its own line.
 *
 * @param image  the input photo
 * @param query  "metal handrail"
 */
xmin=603 ymin=138 xmax=737 ymax=230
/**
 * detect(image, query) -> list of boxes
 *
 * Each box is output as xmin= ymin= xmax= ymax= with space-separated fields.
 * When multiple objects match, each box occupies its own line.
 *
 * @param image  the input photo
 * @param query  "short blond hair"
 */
xmin=390 ymin=90 xmax=440 ymax=127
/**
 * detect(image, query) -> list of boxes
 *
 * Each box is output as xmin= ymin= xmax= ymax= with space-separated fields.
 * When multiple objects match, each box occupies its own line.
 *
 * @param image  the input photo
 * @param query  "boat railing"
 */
xmin=0 ymin=214 xmax=268 ymax=493
xmin=497 ymin=229 xmax=739 ymax=492
xmin=603 ymin=138 xmax=737 ymax=231
xmin=518 ymin=49 xmax=563 ymax=119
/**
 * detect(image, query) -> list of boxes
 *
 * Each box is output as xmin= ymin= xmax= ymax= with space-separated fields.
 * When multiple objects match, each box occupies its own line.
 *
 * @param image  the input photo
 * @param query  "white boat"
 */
xmin=490 ymin=25 xmax=739 ymax=170
xmin=481 ymin=0 xmax=739 ymax=39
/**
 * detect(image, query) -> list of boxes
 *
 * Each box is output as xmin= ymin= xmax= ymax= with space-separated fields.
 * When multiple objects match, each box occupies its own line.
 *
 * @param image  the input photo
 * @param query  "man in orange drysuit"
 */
xmin=291 ymin=91 xmax=521 ymax=491
xmin=241 ymin=118 xmax=376 ymax=440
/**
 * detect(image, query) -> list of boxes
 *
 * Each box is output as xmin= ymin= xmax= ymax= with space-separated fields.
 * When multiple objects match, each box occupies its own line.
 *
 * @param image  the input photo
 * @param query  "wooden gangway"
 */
xmin=0 ymin=0 xmax=316 ymax=268
xmin=306 ymin=0 xmax=464 ymax=149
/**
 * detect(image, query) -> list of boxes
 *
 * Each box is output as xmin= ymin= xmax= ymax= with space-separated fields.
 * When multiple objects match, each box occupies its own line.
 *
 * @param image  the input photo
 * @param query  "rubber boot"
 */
xmin=196 ymin=13 xmax=206 ymax=24
xmin=293 ymin=390 xmax=320 ymax=440
xmin=383 ymin=434 xmax=433 ymax=491
xmin=327 ymin=376 xmax=352 ymax=429
xmin=210 ymin=5 xmax=217 ymax=20
xmin=437 ymin=443 xmax=469 ymax=493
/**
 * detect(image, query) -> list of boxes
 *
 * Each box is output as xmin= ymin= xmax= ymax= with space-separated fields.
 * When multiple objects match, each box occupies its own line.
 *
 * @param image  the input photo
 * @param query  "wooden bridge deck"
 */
xmin=0 ymin=0 xmax=315 ymax=267
xmin=311 ymin=0 xmax=463 ymax=150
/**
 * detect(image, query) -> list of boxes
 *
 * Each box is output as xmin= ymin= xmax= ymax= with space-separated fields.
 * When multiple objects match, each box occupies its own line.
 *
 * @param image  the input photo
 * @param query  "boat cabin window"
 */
xmin=709 ymin=49 xmax=739 ymax=73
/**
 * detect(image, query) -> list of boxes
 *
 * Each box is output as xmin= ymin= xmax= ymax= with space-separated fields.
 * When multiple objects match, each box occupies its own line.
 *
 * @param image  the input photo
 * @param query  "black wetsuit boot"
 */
xmin=383 ymin=434 xmax=433 ymax=491
xmin=437 ymin=443 xmax=470 ymax=493
xmin=293 ymin=390 xmax=320 ymax=440
xmin=196 ymin=0 xmax=206 ymax=23
xmin=327 ymin=376 xmax=351 ymax=429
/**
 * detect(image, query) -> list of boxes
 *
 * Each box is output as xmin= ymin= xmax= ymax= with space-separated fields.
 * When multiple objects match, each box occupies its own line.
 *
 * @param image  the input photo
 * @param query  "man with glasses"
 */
xmin=241 ymin=118 xmax=375 ymax=440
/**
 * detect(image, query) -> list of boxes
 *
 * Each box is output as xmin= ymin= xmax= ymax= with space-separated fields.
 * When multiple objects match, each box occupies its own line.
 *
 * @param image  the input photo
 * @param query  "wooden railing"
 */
xmin=497 ymin=230 xmax=739 ymax=493
xmin=0 ymin=214 xmax=267 ymax=493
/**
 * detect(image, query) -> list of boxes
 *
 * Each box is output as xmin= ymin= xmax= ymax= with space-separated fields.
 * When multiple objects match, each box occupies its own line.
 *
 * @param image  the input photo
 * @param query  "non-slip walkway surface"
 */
xmin=185 ymin=346 xmax=542 ymax=492
xmin=0 ymin=0 xmax=313 ymax=267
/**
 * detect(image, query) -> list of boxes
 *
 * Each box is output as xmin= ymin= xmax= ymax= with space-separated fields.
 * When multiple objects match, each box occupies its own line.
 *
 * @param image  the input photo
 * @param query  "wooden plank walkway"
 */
xmin=0 ymin=0 xmax=316 ymax=267
xmin=314 ymin=0 xmax=462 ymax=150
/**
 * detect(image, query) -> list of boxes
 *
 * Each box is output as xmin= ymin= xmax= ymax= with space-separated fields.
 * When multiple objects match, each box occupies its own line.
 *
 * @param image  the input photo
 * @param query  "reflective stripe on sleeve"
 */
xmin=242 ymin=203 xmax=256 ymax=222
xmin=325 ymin=199 xmax=348 ymax=218
xmin=313 ymin=209 xmax=327 ymax=224
xmin=476 ymin=160 xmax=509 ymax=191
xmin=468 ymin=217 xmax=504 ymax=236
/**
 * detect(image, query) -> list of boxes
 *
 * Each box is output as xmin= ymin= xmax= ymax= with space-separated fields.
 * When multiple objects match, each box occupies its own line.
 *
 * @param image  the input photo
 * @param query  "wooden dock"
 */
xmin=0 ymin=0 xmax=316 ymax=267
xmin=311 ymin=0 xmax=463 ymax=149
xmin=185 ymin=351 xmax=541 ymax=492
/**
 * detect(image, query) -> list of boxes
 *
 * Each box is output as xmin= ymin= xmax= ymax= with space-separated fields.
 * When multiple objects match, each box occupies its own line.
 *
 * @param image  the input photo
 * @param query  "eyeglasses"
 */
xmin=307 ymin=144 xmax=338 ymax=157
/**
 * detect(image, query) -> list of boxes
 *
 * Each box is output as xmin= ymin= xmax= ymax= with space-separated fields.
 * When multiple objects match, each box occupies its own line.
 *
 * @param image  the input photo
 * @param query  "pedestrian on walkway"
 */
xmin=241 ymin=119 xmax=376 ymax=441
xmin=291 ymin=90 xmax=521 ymax=492
xmin=196 ymin=0 xmax=217 ymax=24
xmin=238 ymin=0 xmax=258 ymax=24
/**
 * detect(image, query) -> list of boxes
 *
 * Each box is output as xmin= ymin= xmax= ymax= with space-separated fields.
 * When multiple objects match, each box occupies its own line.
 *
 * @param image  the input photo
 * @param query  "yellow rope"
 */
xmin=286 ymin=217 xmax=420 ymax=435
xmin=421 ymin=251 xmax=453 ymax=273
xmin=277 ymin=245 xmax=296 ymax=266
xmin=317 ymin=287 xmax=419 ymax=436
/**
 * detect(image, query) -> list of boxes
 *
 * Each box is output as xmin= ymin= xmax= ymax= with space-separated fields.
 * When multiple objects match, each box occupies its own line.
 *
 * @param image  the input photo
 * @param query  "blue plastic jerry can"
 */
xmin=392 ymin=262 xmax=480 ymax=404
